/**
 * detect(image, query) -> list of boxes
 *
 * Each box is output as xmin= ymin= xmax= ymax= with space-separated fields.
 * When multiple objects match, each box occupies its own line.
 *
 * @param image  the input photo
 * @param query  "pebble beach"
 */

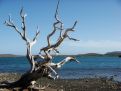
xmin=0 ymin=73 xmax=121 ymax=91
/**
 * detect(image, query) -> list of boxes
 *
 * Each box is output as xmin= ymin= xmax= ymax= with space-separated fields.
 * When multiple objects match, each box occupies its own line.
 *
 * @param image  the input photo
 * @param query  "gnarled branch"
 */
xmin=40 ymin=0 xmax=79 ymax=62
xmin=40 ymin=21 xmax=78 ymax=57
xmin=47 ymin=0 xmax=63 ymax=47
xmin=4 ymin=15 xmax=23 ymax=38
xmin=1 ymin=0 xmax=79 ymax=90
xmin=5 ymin=8 xmax=40 ymax=73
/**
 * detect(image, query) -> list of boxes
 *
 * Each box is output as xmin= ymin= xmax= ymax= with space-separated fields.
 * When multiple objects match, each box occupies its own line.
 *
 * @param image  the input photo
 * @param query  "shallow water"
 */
xmin=0 ymin=56 xmax=121 ymax=81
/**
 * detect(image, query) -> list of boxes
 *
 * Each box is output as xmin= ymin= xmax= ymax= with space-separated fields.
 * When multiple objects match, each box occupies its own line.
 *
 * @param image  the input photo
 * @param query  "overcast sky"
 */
xmin=0 ymin=0 xmax=121 ymax=55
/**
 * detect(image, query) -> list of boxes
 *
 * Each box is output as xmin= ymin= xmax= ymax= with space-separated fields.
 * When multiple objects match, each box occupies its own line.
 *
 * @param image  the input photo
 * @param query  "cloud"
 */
xmin=67 ymin=40 xmax=121 ymax=48
xmin=60 ymin=40 xmax=121 ymax=54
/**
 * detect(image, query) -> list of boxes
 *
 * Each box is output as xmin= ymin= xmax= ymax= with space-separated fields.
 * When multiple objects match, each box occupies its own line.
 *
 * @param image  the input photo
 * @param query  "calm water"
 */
xmin=0 ymin=56 xmax=121 ymax=81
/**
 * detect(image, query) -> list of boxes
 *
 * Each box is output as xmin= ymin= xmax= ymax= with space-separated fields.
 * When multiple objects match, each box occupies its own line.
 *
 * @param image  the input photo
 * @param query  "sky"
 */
xmin=0 ymin=0 xmax=121 ymax=55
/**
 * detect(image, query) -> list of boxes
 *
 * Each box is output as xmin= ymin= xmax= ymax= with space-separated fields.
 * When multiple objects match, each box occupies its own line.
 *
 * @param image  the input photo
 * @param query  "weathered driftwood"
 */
xmin=0 ymin=0 xmax=79 ymax=90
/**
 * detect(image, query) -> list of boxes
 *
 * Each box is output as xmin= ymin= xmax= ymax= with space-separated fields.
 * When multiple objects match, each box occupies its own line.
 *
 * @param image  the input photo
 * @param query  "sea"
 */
xmin=0 ymin=56 xmax=121 ymax=81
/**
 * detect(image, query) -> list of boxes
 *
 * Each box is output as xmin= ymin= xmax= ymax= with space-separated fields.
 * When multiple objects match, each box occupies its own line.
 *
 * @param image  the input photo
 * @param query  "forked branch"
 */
xmin=0 ymin=0 xmax=79 ymax=90
xmin=5 ymin=8 xmax=40 ymax=72
xmin=5 ymin=15 xmax=23 ymax=38
xmin=47 ymin=0 xmax=63 ymax=47
xmin=40 ymin=0 xmax=79 ymax=61
xmin=40 ymin=20 xmax=78 ymax=59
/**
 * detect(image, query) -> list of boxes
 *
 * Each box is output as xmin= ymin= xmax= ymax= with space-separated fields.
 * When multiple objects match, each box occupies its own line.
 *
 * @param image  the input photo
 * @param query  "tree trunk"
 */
xmin=0 ymin=65 xmax=50 ymax=90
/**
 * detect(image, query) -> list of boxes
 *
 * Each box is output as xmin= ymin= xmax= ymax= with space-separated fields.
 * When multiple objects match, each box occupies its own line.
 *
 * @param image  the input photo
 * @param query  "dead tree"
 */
xmin=0 ymin=0 xmax=79 ymax=90
xmin=4 ymin=8 xmax=40 ymax=73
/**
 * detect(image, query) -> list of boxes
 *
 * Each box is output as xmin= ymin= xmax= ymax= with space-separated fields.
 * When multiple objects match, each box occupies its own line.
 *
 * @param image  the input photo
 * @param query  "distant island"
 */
xmin=78 ymin=51 xmax=121 ymax=57
xmin=0 ymin=51 xmax=121 ymax=58
xmin=105 ymin=51 xmax=121 ymax=57
xmin=79 ymin=53 xmax=103 ymax=57
xmin=0 ymin=54 xmax=20 ymax=57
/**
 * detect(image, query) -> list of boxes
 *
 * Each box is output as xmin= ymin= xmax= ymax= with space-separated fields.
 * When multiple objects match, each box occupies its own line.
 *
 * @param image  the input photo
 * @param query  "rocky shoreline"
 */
xmin=0 ymin=73 xmax=121 ymax=91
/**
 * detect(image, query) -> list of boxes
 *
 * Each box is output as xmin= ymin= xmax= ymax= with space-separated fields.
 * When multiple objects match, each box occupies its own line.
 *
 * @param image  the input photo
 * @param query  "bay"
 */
xmin=0 ymin=56 xmax=121 ymax=81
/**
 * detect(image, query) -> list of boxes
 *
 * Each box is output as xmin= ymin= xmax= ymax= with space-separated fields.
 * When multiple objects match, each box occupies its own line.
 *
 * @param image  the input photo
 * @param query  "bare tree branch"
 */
xmin=33 ymin=26 xmax=40 ymax=42
xmin=39 ymin=0 xmax=78 ymax=63
xmin=67 ymin=35 xmax=79 ymax=41
xmin=40 ymin=0 xmax=64 ymax=60
xmin=1 ymin=0 xmax=79 ymax=90
xmin=40 ymin=21 xmax=78 ymax=53
xmin=44 ymin=56 xmax=79 ymax=79
xmin=47 ymin=0 xmax=63 ymax=48
xmin=4 ymin=15 xmax=23 ymax=38
xmin=5 ymin=8 xmax=40 ymax=73
xmin=20 ymin=8 xmax=27 ymax=41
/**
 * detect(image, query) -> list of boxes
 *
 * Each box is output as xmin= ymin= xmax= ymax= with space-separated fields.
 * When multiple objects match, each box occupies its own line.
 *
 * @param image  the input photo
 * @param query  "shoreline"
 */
xmin=0 ymin=73 xmax=121 ymax=91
